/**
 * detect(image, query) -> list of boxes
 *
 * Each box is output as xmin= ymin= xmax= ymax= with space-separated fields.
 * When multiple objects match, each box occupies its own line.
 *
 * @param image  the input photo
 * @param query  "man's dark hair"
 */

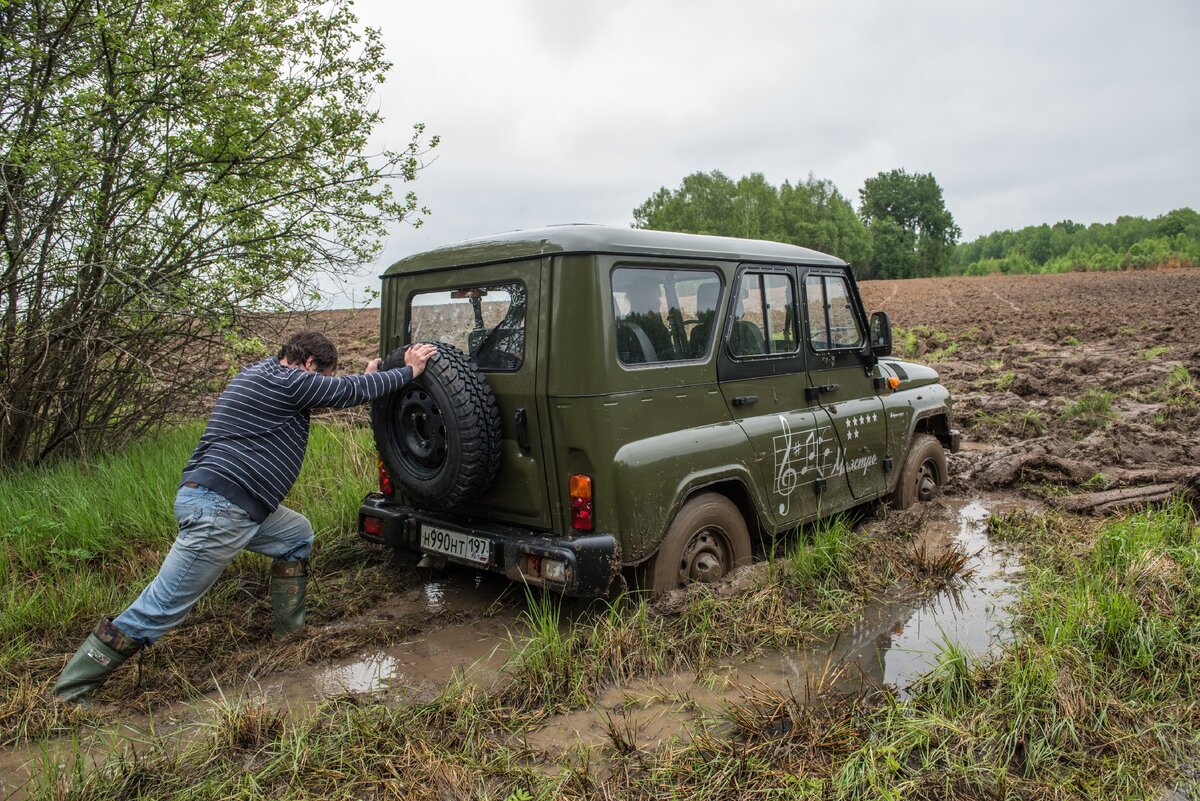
xmin=278 ymin=331 xmax=338 ymax=372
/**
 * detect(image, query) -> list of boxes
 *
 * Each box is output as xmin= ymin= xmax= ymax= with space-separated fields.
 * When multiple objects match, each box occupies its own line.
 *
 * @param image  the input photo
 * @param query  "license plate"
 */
xmin=420 ymin=524 xmax=491 ymax=565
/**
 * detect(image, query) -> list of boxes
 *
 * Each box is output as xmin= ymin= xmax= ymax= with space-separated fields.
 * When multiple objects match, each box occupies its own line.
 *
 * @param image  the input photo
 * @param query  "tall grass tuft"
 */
xmin=1059 ymin=388 xmax=1117 ymax=431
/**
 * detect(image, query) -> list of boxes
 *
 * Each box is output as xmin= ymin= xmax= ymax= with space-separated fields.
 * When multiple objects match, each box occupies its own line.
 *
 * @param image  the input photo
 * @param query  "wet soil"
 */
xmin=523 ymin=495 xmax=1025 ymax=756
xmin=1 ymin=494 xmax=1022 ymax=796
xmin=277 ymin=268 xmax=1200 ymax=498
xmin=262 ymin=268 xmax=1200 ymax=499
xmin=859 ymin=269 xmax=1200 ymax=505
xmin=0 ymin=570 xmax=523 ymax=799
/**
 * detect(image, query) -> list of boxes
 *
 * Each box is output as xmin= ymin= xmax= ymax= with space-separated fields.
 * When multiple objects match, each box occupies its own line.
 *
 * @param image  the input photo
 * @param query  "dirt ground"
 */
xmin=859 ymin=269 xmax=1200 ymax=507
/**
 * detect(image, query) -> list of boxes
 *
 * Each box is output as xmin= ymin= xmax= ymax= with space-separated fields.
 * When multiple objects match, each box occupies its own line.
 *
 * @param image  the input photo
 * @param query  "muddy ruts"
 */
xmin=371 ymin=343 xmax=502 ymax=509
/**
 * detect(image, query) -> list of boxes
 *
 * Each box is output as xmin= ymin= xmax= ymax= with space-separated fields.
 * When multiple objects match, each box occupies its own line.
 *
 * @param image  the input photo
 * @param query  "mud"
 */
xmin=0 ymin=570 xmax=523 ymax=800
xmin=858 ymin=269 xmax=1200 ymax=503
xmin=281 ymin=269 xmax=1200 ymax=495
xmin=266 ymin=269 xmax=1200 ymax=496
xmin=525 ymin=495 xmax=1025 ymax=756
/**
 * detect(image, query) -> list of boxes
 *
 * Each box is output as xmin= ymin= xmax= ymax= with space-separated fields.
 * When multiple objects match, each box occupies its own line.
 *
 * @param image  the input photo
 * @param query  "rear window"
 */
xmin=612 ymin=267 xmax=721 ymax=364
xmin=408 ymin=282 xmax=525 ymax=371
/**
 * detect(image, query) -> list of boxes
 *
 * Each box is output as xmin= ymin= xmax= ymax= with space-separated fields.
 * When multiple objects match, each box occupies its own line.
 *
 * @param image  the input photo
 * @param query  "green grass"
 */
xmin=499 ymin=517 xmax=863 ymax=714
xmin=892 ymin=325 xmax=959 ymax=362
xmin=1151 ymin=365 xmax=1199 ymax=421
xmin=1060 ymin=388 xmax=1118 ymax=431
xmin=970 ymin=407 xmax=1046 ymax=438
xmin=0 ymin=421 xmax=382 ymax=743
xmin=1140 ymin=345 xmax=1170 ymax=360
xmin=980 ymin=369 xmax=1016 ymax=391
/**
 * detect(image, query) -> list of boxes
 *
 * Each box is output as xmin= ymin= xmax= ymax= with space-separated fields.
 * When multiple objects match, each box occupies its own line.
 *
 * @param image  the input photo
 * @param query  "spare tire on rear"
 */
xmin=371 ymin=343 xmax=502 ymax=509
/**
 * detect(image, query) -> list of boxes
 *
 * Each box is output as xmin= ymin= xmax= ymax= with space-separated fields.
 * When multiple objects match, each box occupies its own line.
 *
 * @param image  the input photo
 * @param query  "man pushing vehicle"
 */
xmin=53 ymin=331 xmax=437 ymax=703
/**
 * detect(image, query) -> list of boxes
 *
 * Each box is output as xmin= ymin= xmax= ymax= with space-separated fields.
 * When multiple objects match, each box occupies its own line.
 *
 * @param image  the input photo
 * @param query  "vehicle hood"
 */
xmin=879 ymin=359 xmax=941 ymax=390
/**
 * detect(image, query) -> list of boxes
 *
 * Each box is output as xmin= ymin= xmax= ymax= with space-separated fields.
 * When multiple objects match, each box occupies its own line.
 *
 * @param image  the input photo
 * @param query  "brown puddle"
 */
xmin=526 ymin=495 xmax=1027 ymax=755
xmin=266 ymin=617 xmax=513 ymax=703
xmin=256 ymin=567 xmax=521 ymax=704
xmin=0 ymin=571 xmax=521 ymax=800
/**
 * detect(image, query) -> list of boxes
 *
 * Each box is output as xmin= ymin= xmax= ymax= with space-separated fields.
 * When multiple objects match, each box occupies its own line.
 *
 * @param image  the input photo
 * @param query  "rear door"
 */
xmin=400 ymin=258 xmax=553 ymax=530
xmin=801 ymin=270 xmax=888 ymax=500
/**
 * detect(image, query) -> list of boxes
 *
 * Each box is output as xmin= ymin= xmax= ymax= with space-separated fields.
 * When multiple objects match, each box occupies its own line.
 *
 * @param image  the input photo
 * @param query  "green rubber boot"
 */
xmin=271 ymin=560 xmax=308 ymax=639
xmin=53 ymin=619 xmax=142 ymax=704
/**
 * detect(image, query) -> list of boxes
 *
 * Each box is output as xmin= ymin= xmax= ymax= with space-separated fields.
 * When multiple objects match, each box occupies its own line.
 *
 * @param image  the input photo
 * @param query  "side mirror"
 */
xmin=869 ymin=311 xmax=892 ymax=357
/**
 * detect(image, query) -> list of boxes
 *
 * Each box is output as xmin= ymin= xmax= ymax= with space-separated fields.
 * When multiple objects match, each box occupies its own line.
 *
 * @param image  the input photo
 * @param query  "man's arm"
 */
xmin=293 ymin=344 xmax=436 ymax=410
xmin=364 ymin=343 xmax=436 ymax=376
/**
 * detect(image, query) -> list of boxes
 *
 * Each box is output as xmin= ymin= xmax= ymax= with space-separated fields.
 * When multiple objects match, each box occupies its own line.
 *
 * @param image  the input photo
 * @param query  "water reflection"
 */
xmin=762 ymin=497 xmax=1022 ymax=696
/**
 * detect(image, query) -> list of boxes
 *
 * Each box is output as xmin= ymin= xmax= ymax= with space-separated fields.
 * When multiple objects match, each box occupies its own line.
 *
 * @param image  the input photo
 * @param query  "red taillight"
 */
xmin=363 ymin=516 xmax=383 ymax=536
xmin=569 ymin=474 xmax=594 ymax=532
xmin=377 ymin=457 xmax=394 ymax=495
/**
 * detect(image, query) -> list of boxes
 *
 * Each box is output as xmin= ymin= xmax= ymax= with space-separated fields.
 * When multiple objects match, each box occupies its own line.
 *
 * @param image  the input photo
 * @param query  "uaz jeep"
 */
xmin=359 ymin=225 xmax=959 ymax=596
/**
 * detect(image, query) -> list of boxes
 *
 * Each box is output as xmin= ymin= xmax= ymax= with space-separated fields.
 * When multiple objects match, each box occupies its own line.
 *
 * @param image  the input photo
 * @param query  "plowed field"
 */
xmin=859 ymin=269 xmax=1200 ymax=507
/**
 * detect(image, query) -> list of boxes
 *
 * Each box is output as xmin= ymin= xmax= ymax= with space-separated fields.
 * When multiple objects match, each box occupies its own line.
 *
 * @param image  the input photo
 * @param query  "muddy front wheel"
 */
xmin=648 ymin=493 xmax=751 ymax=594
xmin=892 ymin=433 xmax=948 ymax=509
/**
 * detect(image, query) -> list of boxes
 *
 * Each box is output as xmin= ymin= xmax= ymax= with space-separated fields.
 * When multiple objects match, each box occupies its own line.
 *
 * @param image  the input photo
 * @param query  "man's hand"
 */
xmin=364 ymin=358 xmax=383 ymax=373
xmin=404 ymin=343 xmax=437 ymax=377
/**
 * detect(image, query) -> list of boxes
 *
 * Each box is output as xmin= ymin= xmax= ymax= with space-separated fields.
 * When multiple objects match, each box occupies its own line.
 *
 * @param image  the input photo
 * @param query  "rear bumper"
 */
xmin=358 ymin=493 xmax=620 ymax=598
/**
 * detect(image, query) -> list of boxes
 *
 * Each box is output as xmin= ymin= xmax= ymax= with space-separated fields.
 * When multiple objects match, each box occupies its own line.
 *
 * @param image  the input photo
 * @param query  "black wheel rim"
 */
xmin=396 ymin=388 xmax=447 ymax=477
xmin=677 ymin=528 xmax=732 ymax=586
xmin=914 ymin=458 xmax=940 ymax=502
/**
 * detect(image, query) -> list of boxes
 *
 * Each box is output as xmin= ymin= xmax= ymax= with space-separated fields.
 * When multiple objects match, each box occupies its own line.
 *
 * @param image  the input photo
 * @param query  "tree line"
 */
xmin=633 ymin=168 xmax=958 ymax=281
xmin=633 ymin=171 xmax=1197 ymax=280
xmin=951 ymin=208 xmax=1200 ymax=275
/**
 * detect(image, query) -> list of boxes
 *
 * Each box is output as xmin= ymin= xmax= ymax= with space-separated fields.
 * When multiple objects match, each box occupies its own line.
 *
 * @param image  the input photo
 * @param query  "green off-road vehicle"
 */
xmin=359 ymin=225 xmax=959 ymax=596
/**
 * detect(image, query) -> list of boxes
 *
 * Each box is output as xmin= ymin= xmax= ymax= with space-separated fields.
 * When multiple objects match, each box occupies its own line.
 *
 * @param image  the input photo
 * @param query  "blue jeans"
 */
xmin=114 ymin=485 xmax=313 ymax=644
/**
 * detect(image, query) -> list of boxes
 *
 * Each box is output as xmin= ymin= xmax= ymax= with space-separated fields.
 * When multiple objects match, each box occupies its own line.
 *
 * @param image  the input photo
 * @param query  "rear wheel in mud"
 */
xmin=892 ymin=434 xmax=948 ymax=509
xmin=371 ymin=343 xmax=502 ymax=510
xmin=647 ymin=493 xmax=751 ymax=594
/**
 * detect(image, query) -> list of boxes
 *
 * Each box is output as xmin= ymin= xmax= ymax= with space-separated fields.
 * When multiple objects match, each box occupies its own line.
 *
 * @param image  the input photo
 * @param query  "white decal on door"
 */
xmin=843 ymin=412 xmax=878 ymax=441
xmin=772 ymin=415 xmax=839 ymax=516
xmin=846 ymin=454 xmax=879 ymax=474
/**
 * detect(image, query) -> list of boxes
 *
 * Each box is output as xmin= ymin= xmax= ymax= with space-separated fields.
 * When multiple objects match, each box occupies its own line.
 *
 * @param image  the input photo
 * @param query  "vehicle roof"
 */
xmin=382 ymin=224 xmax=847 ymax=275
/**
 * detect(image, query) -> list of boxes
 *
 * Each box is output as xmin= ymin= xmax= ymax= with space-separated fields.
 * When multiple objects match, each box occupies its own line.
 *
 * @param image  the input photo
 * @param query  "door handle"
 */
xmin=732 ymin=395 xmax=758 ymax=407
xmin=515 ymin=408 xmax=530 ymax=452
xmin=804 ymin=384 xmax=840 ymax=402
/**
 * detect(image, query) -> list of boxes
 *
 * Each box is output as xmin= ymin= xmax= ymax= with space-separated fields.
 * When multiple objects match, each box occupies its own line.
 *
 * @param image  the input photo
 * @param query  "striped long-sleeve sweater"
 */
xmin=181 ymin=357 xmax=413 ymax=522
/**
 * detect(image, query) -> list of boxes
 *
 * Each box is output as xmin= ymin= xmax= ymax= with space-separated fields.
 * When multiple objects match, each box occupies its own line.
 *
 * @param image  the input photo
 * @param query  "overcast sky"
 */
xmin=325 ymin=0 xmax=1199 ymax=305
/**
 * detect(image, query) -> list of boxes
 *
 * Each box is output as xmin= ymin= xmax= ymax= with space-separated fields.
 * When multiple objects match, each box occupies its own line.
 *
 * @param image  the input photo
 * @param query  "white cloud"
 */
xmin=317 ymin=0 xmax=1200 ymax=305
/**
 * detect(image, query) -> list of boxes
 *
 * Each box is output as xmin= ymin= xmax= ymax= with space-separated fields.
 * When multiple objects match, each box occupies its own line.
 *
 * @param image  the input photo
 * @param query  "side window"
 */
xmin=409 ymin=282 xmax=526 ymax=371
xmin=806 ymin=274 xmax=865 ymax=351
xmin=612 ymin=267 xmax=720 ymax=364
xmin=729 ymin=272 xmax=796 ymax=358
